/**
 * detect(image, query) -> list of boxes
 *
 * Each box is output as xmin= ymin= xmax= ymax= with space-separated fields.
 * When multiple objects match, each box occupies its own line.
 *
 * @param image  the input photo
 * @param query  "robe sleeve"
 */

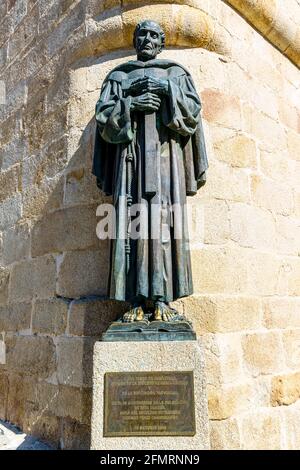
xmin=95 ymin=79 xmax=134 ymax=144
xmin=162 ymin=73 xmax=201 ymax=137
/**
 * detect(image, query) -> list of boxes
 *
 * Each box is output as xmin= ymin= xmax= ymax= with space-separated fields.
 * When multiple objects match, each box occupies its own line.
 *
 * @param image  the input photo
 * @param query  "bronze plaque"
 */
xmin=103 ymin=371 xmax=196 ymax=437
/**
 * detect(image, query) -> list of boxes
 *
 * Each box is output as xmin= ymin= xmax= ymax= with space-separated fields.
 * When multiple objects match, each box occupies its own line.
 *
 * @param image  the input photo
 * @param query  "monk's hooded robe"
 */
xmin=93 ymin=59 xmax=208 ymax=303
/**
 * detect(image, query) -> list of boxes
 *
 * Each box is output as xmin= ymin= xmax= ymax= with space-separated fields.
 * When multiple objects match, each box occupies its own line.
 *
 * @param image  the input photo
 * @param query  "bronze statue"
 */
xmin=93 ymin=20 xmax=208 ymax=325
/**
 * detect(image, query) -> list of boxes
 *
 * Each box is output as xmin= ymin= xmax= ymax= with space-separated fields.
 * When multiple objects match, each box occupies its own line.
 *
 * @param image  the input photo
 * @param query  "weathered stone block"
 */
xmin=68 ymin=298 xmax=129 ymax=336
xmin=0 ymin=16 xmax=13 ymax=55
xmin=246 ymin=251 xmax=281 ymax=296
xmin=282 ymin=329 xmax=300 ymax=370
xmin=0 ymin=372 xmax=8 ymax=418
xmin=32 ymin=381 xmax=59 ymax=420
xmin=2 ymin=80 xmax=27 ymax=118
xmin=45 ymin=1 xmax=85 ymax=57
xmin=85 ymin=0 xmax=121 ymax=18
xmin=251 ymin=375 xmax=272 ymax=408
xmin=223 ymin=60 xmax=253 ymax=102
xmin=191 ymin=246 xmax=248 ymax=295
xmin=23 ymin=413 xmax=61 ymax=449
xmin=202 ymin=333 xmax=222 ymax=387
xmin=22 ymin=178 xmax=64 ymax=220
xmin=22 ymin=137 xmax=69 ymax=190
xmin=0 ymin=193 xmax=22 ymax=230
xmin=64 ymin=169 xmax=102 ymax=206
xmin=2 ymin=222 xmax=30 ymax=265
xmin=8 ymin=6 xmax=37 ymax=60
xmin=10 ymin=0 xmax=27 ymax=29
xmin=9 ymin=255 xmax=56 ymax=302
xmin=45 ymin=72 xmax=70 ymax=115
xmin=250 ymin=81 xmax=279 ymax=121
xmin=242 ymin=332 xmax=284 ymax=376
xmin=284 ymin=407 xmax=300 ymax=450
xmin=208 ymin=382 xmax=251 ymax=420
xmin=271 ymin=372 xmax=300 ymax=406
xmin=264 ymin=298 xmax=300 ymax=329
xmin=6 ymin=374 xmax=37 ymax=430
xmin=240 ymin=410 xmax=282 ymax=450
xmin=251 ymin=174 xmax=294 ymax=215
xmin=62 ymin=418 xmax=91 ymax=450
xmin=202 ymin=89 xmax=242 ymax=129
xmin=287 ymin=258 xmax=300 ymax=296
xmin=57 ymin=386 xmax=92 ymax=425
xmin=278 ymin=97 xmax=299 ymax=132
xmin=4 ymin=35 xmax=47 ymax=90
xmin=68 ymin=89 xmax=99 ymax=128
xmin=229 ymin=202 xmax=276 ymax=251
xmin=259 ymin=149 xmax=291 ymax=184
xmin=194 ymin=49 xmax=226 ymax=91
xmin=0 ymin=41 xmax=8 ymax=69
xmin=260 ymin=148 xmax=300 ymax=192
xmin=56 ymin=248 xmax=109 ymax=298
xmin=36 ymin=382 xmax=92 ymax=425
xmin=0 ymin=165 xmax=20 ymax=203
xmin=185 ymin=295 xmax=262 ymax=334
xmin=32 ymin=298 xmax=69 ymax=335
xmin=0 ymin=112 xmax=21 ymax=148
xmin=0 ymin=267 xmax=9 ymax=306
xmin=0 ymin=302 xmax=31 ymax=332
xmin=0 ymin=1 xmax=7 ymax=19
xmin=202 ymin=199 xmax=230 ymax=244
xmin=295 ymin=192 xmax=300 ymax=218
xmin=286 ymin=128 xmax=300 ymax=161
xmin=0 ymin=335 xmax=5 ymax=365
xmin=200 ymin=160 xmax=251 ymax=203
xmin=214 ymin=133 xmax=257 ymax=168
xmin=25 ymin=105 xmax=68 ymax=154
xmin=39 ymin=0 xmax=75 ymax=19
xmin=275 ymin=215 xmax=300 ymax=256
xmin=57 ymin=337 xmax=96 ymax=387
xmin=6 ymin=336 xmax=56 ymax=378
xmin=31 ymin=205 xmax=100 ymax=257
xmin=0 ymin=137 xmax=28 ymax=170
xmin=215 ymin=333 xmax=245 ymax=384
xmin=65 ymin=126 xmax=96 ymax=173
xmin=25 ymin=61 xmax=53 ymax=112
xmin=210 ymin=418 xmax=241 ymax=450
xmin=242 ymin=104 xmax=286 ymax=151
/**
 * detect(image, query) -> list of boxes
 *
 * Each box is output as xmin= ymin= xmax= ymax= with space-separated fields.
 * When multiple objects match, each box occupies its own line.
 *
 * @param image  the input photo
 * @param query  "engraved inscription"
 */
xmin=104 ymin=371 xmax=196 ymax=437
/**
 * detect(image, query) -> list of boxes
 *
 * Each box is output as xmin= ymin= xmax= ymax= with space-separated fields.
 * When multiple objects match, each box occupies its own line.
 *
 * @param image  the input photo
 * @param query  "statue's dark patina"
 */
xmin=93 ymin=20 xmax=208 ymax=326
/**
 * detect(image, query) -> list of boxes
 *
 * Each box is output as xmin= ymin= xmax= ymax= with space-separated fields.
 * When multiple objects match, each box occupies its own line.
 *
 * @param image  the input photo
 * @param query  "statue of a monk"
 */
xmin=93 ymin=20 xmax=208 ymax=323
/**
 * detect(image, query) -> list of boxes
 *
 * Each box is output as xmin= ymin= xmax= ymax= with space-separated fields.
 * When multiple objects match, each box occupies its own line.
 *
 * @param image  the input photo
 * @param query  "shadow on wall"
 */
xmin=1 ymin=54 xmax=133 ymax=448
xmin=28 ymin=119 xmax=131 ymax=449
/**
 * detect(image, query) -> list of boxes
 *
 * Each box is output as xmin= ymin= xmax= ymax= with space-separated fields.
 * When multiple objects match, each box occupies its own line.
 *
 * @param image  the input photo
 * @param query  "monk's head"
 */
xmin=133 ymin=20 xmax=165 ymax=60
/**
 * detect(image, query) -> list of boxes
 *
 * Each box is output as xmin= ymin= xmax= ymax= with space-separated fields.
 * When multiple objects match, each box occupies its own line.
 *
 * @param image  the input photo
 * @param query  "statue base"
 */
xmin=91 ymin=340 xmax=210 ymax=450
xmin=101 ymin=319 xmax=196 ymax=342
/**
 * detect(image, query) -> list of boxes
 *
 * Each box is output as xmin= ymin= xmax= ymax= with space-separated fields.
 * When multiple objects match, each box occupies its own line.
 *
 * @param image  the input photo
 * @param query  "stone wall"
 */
xmin=0 ymin=0 xmax=299 ymax=449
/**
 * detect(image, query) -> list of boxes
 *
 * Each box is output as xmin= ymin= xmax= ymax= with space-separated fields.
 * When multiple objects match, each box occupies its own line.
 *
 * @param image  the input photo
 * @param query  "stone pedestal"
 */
xmin=91 ymin=340 xmax=210 ymax=450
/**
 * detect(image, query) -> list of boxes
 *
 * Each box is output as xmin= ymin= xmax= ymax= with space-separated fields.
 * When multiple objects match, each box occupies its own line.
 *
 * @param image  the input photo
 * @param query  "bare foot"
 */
xmin=123 ymin=305 xmax=145 ymax=323
xmin=153 ymin=302 xmax=185 ymax=322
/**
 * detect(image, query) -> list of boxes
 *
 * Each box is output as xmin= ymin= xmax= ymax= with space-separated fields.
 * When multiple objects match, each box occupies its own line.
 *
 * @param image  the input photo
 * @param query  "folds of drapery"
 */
xmin=93 ymin=66 xmax=208 ymax=197
xmin=92 ymin=62 xmax=208 ymax=301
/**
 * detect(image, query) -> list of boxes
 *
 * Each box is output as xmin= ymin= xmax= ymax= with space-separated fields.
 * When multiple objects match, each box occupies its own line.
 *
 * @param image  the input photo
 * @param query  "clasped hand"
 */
xmin=129 ymin=76 xmax=168 ymax=112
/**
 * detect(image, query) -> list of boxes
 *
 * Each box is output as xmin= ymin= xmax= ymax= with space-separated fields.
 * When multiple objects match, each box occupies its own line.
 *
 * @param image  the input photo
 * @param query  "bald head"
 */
xmin=133 ymin=20 xmax=166 ymax=61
